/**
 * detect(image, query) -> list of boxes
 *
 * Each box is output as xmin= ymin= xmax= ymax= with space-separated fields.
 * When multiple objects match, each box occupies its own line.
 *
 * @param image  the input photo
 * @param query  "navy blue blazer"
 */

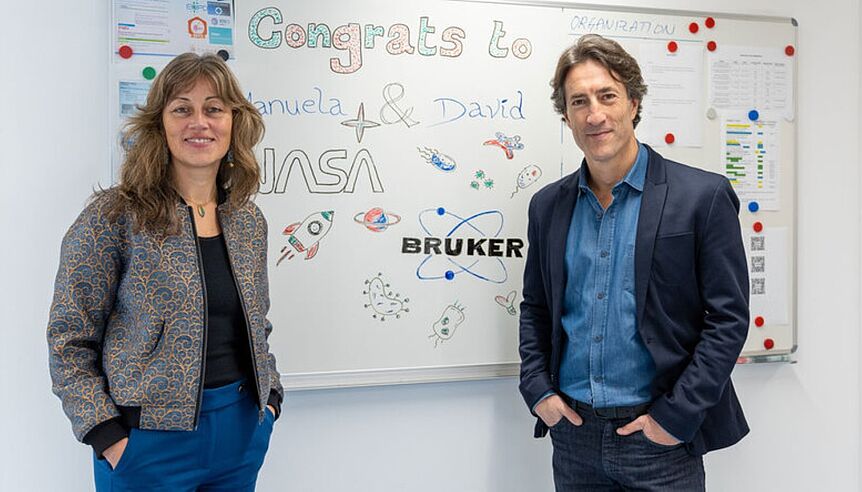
xmin=519 ymin=145 xmax=750 ymax=455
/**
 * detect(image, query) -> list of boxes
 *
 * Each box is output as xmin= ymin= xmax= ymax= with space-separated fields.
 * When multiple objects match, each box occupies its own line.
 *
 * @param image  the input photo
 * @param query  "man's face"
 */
xmin=562 ymin=59 xmax=639 ymax=168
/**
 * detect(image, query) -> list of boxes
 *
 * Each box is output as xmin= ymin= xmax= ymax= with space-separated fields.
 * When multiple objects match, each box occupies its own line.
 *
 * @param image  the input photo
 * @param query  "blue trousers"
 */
xmin=94 ymin=380 xmax=274 ymax=492
xmin=549 ymin=410 xmax=704 ymax=491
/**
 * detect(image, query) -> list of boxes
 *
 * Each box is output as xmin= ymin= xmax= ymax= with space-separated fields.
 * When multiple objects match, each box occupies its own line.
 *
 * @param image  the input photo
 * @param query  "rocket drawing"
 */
xmin=277 ymin=210 xmax=334 ymax=265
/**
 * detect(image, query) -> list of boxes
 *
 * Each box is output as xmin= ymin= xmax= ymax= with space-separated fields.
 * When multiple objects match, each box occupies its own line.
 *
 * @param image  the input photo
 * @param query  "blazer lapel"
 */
xmin=548 ymin=171 xmax=579 ymax=327
xmin=635 ymin=147 xmax=668 ymax=325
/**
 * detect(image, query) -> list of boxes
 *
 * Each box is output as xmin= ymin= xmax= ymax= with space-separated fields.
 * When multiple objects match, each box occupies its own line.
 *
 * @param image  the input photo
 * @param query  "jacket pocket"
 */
xmin=142 ymin=319 xmax=166 ymax=358
xmin=652 ymin=232 xmax=696 ymax=286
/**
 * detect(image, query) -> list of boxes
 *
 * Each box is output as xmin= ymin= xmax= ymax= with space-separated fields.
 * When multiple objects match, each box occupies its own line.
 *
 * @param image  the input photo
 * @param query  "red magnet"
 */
xmin=664 ymin=133 xmax=675 ymax=145
xmin=118 ymin=45 xmax=133 ymax=59
xmin=667 ymin=41 xmax=678 ymax=53
xmin=763 ymin=338 xmax=775 ymax=350
xmin=707 ymin=41 xmax=717 ymax=52
xmin=753 ymin=221 xmax=763 ymax=232
xmin=689 ymin=22 xmax=699 ymax=34
xmin=755 ymin=316 xmax=765 ymax=327
xmin=785 ymin=45 xmax=795 ymax=56
xmin=705 ymin=17 xmax=716 ymax=29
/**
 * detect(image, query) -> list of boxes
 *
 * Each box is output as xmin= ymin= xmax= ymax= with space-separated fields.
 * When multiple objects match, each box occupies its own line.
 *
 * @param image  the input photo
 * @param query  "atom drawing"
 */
xmin=362 ymin=273 xmax=410 ymax=321
xmin=417 ymin=147 xmax=456 ymax=172
xmin=415 ymin=207 xmax=508 ymax=284
xmin=495 ymin=290 xmax=518 ymax=316
xmin=429 ymin=302 xmax=465 ymax=348
xmin=354 ymin=207 xmax=402 ymax=233
xmin=483 ymin=132 xmax=524 ymax=159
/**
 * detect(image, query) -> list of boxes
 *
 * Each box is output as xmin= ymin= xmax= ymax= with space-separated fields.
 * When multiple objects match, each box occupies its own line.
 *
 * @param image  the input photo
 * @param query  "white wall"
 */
xmin=1 ymin=1 xmax=858 ymax=491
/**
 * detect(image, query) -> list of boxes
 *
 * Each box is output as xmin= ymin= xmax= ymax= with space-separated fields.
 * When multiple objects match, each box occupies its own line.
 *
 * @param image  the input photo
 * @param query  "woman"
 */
xmin=47 ymin=52 xmax=283 ymax=491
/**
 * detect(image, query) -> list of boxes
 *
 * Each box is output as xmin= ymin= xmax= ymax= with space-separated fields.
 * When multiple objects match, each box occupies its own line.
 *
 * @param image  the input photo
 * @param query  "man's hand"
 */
xmin=103 ymin=437 xmax=128 ymax=470
xmin=535 ymin=394 xmax=582 ymax=427
xmin=266 ymin=404 xmax=277 ymax=418
xmin=616 ymin=414 xmax=680 ymax=446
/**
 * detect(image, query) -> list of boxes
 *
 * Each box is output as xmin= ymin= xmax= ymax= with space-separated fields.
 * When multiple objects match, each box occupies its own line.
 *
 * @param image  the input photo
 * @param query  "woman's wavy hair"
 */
xmin=550 ymin=34 xmax=647 ymax=128
xmin=102 ymin=52 xmax=264 ymax=234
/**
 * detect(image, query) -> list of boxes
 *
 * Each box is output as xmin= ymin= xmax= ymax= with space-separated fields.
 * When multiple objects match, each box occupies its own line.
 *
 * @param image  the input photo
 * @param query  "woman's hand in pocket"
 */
xmin=103 ymin=437 xmax=129 ymax=469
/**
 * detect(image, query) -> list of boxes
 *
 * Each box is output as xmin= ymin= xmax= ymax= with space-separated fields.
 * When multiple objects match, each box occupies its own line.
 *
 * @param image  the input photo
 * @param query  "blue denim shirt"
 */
xmin=558 ymin=143 xmax=655 ymax=408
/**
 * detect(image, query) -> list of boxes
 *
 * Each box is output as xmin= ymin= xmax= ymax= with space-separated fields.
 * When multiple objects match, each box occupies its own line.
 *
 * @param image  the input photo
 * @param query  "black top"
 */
xmin=199 ymin=234 xmax=255 ymax=388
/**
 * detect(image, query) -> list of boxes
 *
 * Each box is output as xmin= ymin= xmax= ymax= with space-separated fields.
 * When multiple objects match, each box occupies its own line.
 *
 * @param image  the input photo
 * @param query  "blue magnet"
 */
xmin=437 ymin=207 xmax=446 ymax=216
xmin=748 ymin=201 xmax=760 ymax=213
xmin=444 ymin=270 xmax=455 ymax=280
xmin=748 ymin=110 xmax=759 ymax=121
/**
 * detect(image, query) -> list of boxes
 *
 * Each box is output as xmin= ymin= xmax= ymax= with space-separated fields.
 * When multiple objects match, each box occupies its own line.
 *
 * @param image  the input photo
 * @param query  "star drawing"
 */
xmin=340 ymin=103 xmax=380 ymax=143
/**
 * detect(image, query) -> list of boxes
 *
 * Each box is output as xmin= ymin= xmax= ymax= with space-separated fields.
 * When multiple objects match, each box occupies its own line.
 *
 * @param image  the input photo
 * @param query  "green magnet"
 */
xmin=142 ymin=66 xmax=157 ymax=80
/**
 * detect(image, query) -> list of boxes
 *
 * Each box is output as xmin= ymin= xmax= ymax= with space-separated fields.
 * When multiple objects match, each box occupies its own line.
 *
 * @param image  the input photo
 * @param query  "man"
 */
xmin=519 ymin=34 xmax=750 ymax=490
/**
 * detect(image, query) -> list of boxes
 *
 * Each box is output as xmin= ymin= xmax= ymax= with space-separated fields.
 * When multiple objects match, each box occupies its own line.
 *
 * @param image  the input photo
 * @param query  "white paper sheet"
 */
xmin=636 ymin=40 xmax=704 ymax=147
xmin=708 ymin=45 xmax=794 ymax=120
xmin=745 ymin=226 xmax=789 ymax=325
xmin=113 ymin=0 xmax=235 ymax=59
xmin=721 ymin=115 xmax=780 ymax=210
xmin=118 ymin=80 xmax=151 ymax=117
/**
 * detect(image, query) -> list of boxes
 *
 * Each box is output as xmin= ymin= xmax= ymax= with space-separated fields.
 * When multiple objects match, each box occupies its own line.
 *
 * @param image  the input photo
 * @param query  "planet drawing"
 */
xmin=354 ymin=207 xmax=402 ymax=232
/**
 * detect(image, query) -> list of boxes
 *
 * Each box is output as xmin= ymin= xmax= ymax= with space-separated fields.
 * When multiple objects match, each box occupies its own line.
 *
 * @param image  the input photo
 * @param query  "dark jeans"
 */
xmin=549 ymin=409 xmax=704 ymax=491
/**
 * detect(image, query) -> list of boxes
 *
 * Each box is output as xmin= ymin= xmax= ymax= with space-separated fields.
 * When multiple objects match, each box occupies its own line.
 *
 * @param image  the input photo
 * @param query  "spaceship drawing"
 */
xmin=277 ymin=210 xmax=334 ymax=265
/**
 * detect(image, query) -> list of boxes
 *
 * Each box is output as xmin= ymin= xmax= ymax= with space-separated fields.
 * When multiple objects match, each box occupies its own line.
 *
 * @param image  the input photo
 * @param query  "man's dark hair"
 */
xmin=550 ymin=34 xmax=648 ymax=128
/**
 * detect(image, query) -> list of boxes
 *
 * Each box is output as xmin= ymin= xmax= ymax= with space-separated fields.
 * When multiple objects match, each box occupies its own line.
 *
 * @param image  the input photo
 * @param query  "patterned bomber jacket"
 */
xmin=48 ymin=191 xmax=284 ymax=442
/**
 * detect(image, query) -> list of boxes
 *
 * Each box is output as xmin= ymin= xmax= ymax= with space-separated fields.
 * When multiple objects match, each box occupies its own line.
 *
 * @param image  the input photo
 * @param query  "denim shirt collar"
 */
xmin=577 ymin=142 xmax=648 ymax=194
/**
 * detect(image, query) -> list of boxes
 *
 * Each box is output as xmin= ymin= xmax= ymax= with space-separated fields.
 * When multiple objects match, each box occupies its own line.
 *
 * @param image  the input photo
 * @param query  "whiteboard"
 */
xmin=108 ymin=0 xmax=797 ymax=388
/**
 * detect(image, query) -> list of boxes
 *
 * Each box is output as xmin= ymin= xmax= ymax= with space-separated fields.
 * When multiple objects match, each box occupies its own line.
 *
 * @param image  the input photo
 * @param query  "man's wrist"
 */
xmin=531 ymin=391 xmax=557 ymax=415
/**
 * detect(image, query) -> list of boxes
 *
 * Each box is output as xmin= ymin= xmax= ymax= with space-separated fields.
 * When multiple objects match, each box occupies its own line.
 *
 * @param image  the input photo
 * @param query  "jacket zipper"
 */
xmin=188 ymin=207 xmax=209 ymax=429
xmin=218 ymin=211 xmax=264 ymax=417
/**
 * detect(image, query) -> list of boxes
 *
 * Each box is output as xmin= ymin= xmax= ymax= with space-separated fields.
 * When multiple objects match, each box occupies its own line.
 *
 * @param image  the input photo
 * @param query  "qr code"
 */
xmin=751 ymin=236 xmax=765 ymax=251
xmin=750 ymin=256 xmax=765 ymax=273
xmin=752 ymin=278 xmax=766 ymax=295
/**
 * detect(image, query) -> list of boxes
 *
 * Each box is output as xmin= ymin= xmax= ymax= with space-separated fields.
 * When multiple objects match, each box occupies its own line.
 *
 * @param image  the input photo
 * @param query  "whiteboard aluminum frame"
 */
xmin=286 ymin=362 xmax=519 ymax=390
xmin=450 ymin=0 xmax=796 ymax=25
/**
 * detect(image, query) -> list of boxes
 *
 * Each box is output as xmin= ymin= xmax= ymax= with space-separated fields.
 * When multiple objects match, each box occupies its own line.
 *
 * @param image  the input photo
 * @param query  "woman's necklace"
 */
xmin=193 ymin=201 xmax=211 ymax=218
xmin=181 ymin=193 xmax=216 ymax=218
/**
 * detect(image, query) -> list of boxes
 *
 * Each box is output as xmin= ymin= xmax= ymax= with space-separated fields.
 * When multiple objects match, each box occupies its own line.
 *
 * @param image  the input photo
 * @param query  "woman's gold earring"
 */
xmin=226 ymin=149 xmax=235 ymax=168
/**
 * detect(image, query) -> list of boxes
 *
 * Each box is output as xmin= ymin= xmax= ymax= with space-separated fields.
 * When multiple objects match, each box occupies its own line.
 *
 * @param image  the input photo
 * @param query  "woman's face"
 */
xmin=162 ymin=78 xmax=232 ymax=174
